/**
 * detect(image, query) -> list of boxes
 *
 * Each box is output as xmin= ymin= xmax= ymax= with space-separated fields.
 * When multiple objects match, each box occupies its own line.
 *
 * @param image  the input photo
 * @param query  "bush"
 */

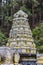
xmin=0 ymin=31 xmax=8 ymax=46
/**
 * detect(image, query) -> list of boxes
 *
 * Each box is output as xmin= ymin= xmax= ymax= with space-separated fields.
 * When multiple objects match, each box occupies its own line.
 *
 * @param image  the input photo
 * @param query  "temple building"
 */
xmin=7 ymin=10 xmax=36 ymax=65
xmin=0 ymin=10 xmax=36 ymax=65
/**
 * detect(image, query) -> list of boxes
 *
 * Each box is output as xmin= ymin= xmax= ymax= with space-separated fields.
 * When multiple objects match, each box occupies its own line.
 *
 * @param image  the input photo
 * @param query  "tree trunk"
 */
xmin=39 ymin=1 xmax=41 ymax=23
xmin=39 ymin=8 xmax=41 ymax=22
xmin=32 ymin=2 xmax=35 ymax=28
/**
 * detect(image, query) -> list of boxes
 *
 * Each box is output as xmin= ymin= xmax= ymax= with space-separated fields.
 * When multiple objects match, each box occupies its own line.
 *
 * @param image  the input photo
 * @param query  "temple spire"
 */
xmin=7 ymin=10 xmax=36 ymax=54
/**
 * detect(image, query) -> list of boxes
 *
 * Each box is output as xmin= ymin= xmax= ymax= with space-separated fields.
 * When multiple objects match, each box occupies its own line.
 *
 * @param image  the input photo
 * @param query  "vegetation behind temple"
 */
xmin=0 ymin=0 xmax=43 ymax=52
xmin=32 ymin=22 xmax=43 ymax=53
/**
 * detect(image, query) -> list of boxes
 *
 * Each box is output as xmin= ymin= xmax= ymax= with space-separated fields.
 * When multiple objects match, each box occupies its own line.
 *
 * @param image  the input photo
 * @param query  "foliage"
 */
xmin=20 ymin=5 xmax=32 ymax=16
xmin=38 ymin=46 xmax=43 ymax=53
xmin=5 ymin=16 xmax=12 ymax=23
xmin=32 ymin=27 xmax=40 ymax=38
xmin=32 ymin=22 xmax=43 ymax=51
xmin=0 ymin=31 xmax=8 ymax=46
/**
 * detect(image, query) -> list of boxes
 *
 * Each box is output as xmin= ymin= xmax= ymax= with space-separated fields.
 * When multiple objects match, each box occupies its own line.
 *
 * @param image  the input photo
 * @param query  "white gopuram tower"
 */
xmin=7 ymin=10 xmax=36 ymax=64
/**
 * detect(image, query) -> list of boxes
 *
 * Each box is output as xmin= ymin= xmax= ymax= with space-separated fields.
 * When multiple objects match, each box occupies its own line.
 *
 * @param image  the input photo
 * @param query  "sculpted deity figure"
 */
xmin=5 ymin=50 xmax=12 ymax=64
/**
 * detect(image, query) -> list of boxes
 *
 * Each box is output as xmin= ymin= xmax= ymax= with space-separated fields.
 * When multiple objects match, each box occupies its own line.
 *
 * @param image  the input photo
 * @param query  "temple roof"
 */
xmin=14 ymin=10 xmax=28 ymax=18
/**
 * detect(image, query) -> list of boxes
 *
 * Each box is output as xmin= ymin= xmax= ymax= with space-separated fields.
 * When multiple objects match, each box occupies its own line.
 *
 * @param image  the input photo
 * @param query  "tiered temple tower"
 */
xmin=7 ymin=10 xmax=36 ymax=65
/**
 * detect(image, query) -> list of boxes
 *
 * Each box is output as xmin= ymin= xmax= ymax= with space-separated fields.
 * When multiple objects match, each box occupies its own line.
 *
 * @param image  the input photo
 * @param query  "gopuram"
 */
xmin=0 ymin=10 xmax=36 ymax=65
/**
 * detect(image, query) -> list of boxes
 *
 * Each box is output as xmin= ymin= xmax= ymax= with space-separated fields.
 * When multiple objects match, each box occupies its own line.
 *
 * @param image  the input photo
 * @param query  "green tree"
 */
xmin=32 ymin=22 xmax=43 ymax=52
xmin=32 ymin=27 xmax=40 ymax=47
